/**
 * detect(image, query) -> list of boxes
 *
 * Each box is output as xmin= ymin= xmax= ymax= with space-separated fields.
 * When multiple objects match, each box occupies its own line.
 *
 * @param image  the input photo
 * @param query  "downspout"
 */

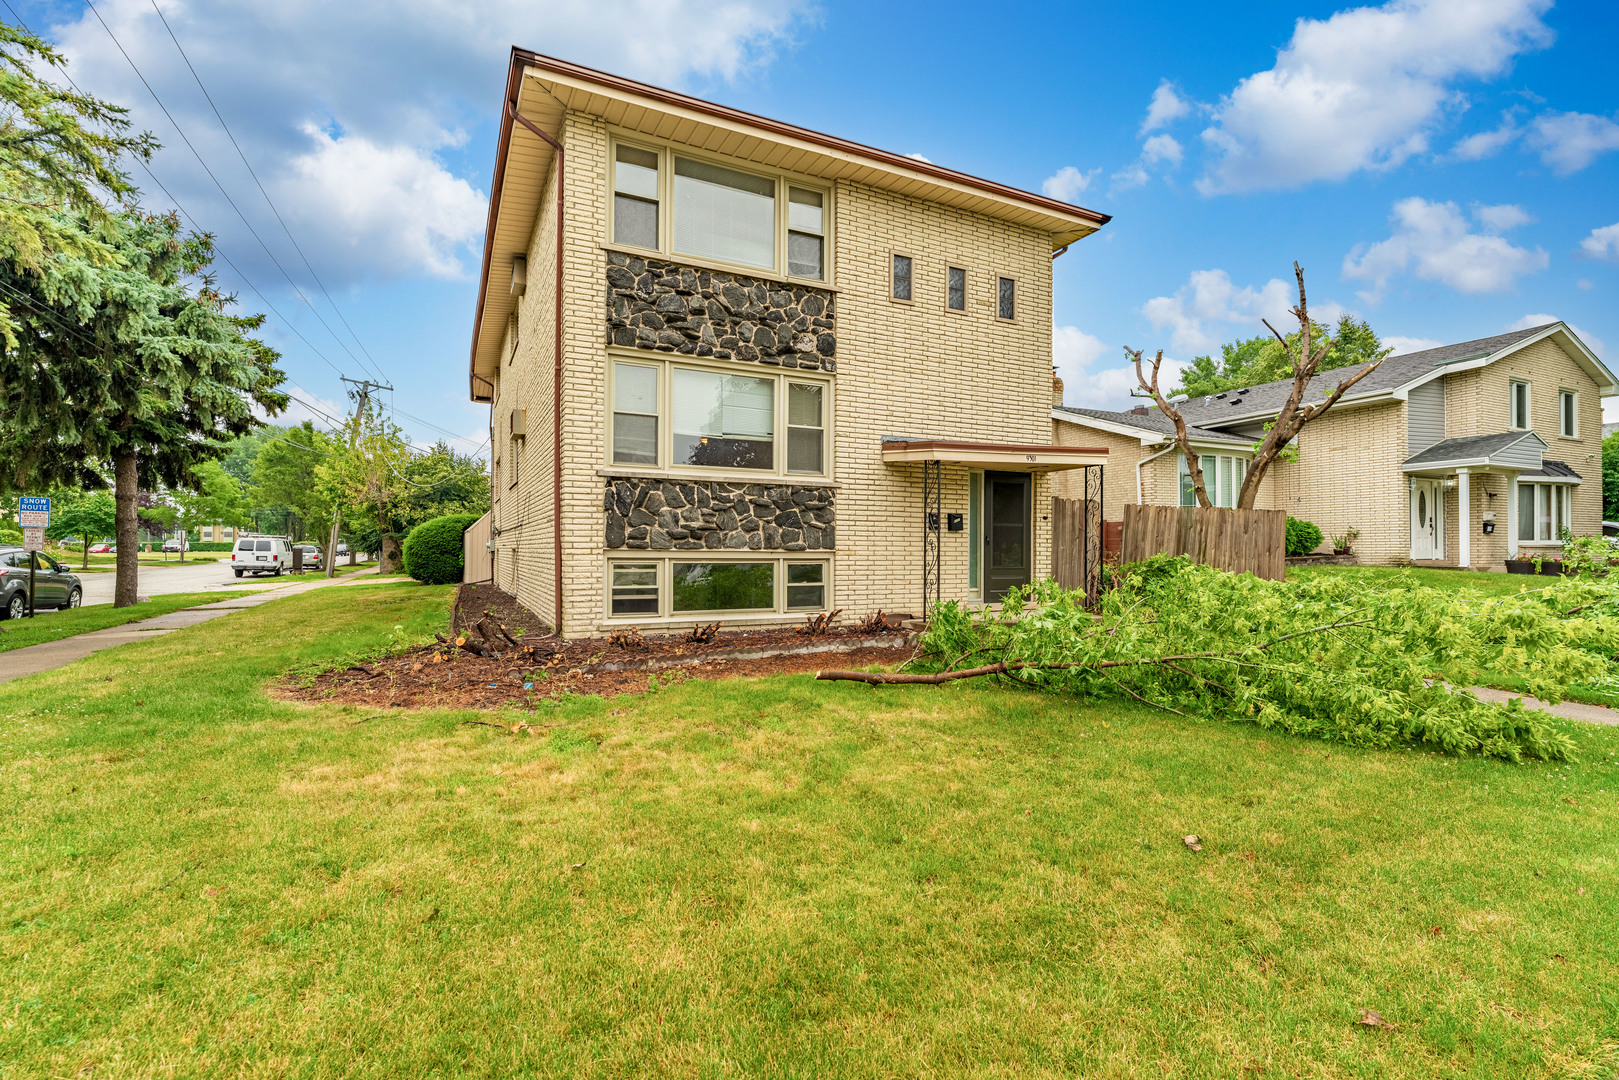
xmin=1137 ymin=442 xmax=1175 ymax=505
xmin=507 ymin=99 xmax=566 ymax=635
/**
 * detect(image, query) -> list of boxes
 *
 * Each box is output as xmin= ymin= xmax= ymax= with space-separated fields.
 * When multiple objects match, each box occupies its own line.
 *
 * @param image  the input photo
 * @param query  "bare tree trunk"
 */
xmin=113 ymin=452 xmax=139 ymax=608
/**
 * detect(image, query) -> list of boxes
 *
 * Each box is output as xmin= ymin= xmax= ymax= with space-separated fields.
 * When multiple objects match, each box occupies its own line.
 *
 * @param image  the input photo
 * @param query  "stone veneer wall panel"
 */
xmin=604 ymin=479 xmax=835 ymax=551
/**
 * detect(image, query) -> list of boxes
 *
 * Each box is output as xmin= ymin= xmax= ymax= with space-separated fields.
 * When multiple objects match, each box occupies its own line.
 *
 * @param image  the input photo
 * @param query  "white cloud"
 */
xmin=1040 ymin=165 xmax=1099 ymax=202
xmin=1577 ymin=278 xmax=1593 ymax=290
xmin=1196 ymin=0 xmax=1554 ymax=194
xmin=1474 ymin=202 xmax=1532 ymax=231
xmin=1140 ymin=80 xmax=1192 ymax=135
xmin=1526 ymin=111 xmax=1619 ymax=174
xmin=1448 ymin=109 xmax=1521 ymax=160
xmin=905 ymin=152 xmax=932 ymax=163
xmin=1141 ymin=134 xmax=1184 ymax=168
xmin=1506 ymin=313 xmax=1606 ymax=358
xmin=1383 ymin=335 xmax=1445 ymax=355
xmin=1142 ymin=269 xmax=1299 ymax=354
xmin=48 ymin=0 xmax=816 ymax=286
xmin=1342 ymin=197 xmax=1548 ymax=301
xmin=1110 ymin=163 xmax=1150 ymax=191
xmin=1054 ymin=324 xmax=1187 ymax=410
xmin=1578 ymin=223 xmax=1619 ymax=262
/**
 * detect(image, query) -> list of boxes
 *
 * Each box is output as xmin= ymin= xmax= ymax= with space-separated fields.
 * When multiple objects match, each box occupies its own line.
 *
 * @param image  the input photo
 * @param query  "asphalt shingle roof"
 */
xmin=1170 ymin=325 xmax=1555 ymax=427
xmin=1521 ymin=458 xmax=1581 ymax=480
xmin=1402 ymin=431 xmax=1539 ymax=466
xmin=1052 ymin=406 xmax=1250 ymax=444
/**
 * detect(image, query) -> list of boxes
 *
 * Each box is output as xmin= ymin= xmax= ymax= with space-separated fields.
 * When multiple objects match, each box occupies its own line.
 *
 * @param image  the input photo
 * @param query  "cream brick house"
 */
xmin=1052 ymin=324 xmax=1617 ymax=568
xmin=469 ymin=51 xmax=1110 ymax=634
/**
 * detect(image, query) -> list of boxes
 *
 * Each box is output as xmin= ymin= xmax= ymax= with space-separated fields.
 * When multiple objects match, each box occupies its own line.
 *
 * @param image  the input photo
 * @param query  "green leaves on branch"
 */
xmin=901 ymin=558 xmax=1616 ymax=762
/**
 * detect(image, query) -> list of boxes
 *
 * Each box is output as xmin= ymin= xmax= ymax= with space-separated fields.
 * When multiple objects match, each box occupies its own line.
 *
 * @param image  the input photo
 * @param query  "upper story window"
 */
xmin=609 ymin=356 xmax=831 ymax=478
xmin=947 ymin=266 xmax=966 ymax=311
xmin=608 ymin=138 xmax=830 ymax=283
xmin=1559 ymin=389 xmax=1577 ymax=437
xmin=613 ymin=144 xmax=660 ymax=249
xmin=891 ymin=253 xmax=913 ymax=301
xmin=1509 ymin=379 xmax=1529 ymax=430
xmin=997 ymin=276 xmax=1016 ymax=320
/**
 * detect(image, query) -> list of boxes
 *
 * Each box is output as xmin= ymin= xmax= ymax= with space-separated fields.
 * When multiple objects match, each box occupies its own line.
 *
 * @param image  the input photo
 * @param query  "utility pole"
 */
xmin=328 ymin=377 xmax=392 ymax=578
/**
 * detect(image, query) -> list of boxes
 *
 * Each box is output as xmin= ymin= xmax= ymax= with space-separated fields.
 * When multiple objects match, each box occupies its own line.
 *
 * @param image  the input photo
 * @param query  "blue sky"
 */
xmin=16 ymin=0 xmax=1619 ymax=450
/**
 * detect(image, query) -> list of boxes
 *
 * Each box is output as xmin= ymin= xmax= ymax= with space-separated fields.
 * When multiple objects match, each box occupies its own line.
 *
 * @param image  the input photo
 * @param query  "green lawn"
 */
xmin=0 ymin=592 xmax=232 ymax=654
xmin=2 ymin=581 xmax=1616 ymax=1076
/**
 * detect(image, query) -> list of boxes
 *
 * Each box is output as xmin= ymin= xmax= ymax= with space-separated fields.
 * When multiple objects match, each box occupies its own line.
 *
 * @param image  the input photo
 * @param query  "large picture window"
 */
xmin=673 ymin=561 xmax=775 ymax=612
xmin=605 ymin=355 xmax=831 ymax=479
xmin=607 ymin=556 xmax=832 ymax=621
xmin=672 ymin=368 xmax=775 ymax=470
xmin=673 ymin=157 xmax=776 ymax=270
xmin=1178 ymin=453 xmax=1248 ymax=508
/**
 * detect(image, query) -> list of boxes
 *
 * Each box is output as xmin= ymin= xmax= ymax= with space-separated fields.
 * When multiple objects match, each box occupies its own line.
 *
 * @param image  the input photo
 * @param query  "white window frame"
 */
xmin=1509 ymin=379 xmax=1530 ymax=431
xmin=604 ymin=134 xmax=833 ymax=286
xmin=603 ymin=351 xmax=833 ymax=482
xmin=603 ymin=555 xmax=835 ymax=622
xmin=1518 ymin=481 xmax=1574 ymax=544
xmin=1178 ymin=453 xmax=1249 ymax=508
xmin=1558 ymin=388 xmax=1578 ymax=438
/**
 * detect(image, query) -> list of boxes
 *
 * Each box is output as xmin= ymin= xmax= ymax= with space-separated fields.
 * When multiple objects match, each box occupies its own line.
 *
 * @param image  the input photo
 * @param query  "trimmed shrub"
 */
xmin=402 ymin=513 xmax=480 ymax=585
xmin=1285 ymin=516 xmax=1324 ymax=557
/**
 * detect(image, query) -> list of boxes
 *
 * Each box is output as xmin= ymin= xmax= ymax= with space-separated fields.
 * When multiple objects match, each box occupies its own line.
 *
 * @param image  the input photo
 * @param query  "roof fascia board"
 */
xmin=1392 ymin=323 xmax=1619 ymax=399
xmin=519 ymin=54 xmax=1108 ymax=237
xmin=1050 ymin=410 xmax=1162 ymax=445
xmin=469 ymin=52 xmax=532 ymax=390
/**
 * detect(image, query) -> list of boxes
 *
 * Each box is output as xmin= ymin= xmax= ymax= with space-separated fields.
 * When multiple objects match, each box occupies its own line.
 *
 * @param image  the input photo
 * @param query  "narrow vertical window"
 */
xmin=1509 ymin=380 xmax=1529 ymax=429
xmin=1559 ymin=390 xmax=1576 ymax=437
xmin=997 ymin=276 xmax=1015 ymax=320
xmin=613 ymin=144 xmax=660 ymax=250
xmin=968 ymin=470 xmax=982 ymax=588
xmin=611 ymin=563 xmax=660 ymax=616
xmin=947 ymin=266 xmax=966 ymax=311
xmin=612 ymin=363 xmax=659 ymax=465
xmin=786 ymin=382 xmax=824 ymax=474
xmin=1518 ymin=482 xmax=1535 ymax=544
xmin=892 ymin=253 xmax=912 ymax=301
xmin=787 ymin=188 xmax=825 ymax=280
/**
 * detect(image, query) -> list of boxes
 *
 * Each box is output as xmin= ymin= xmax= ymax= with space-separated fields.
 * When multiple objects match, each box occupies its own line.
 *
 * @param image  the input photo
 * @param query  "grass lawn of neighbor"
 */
xmin=0 ymin=592 xmax=233 ymax=654
xmin=2 ymin=577 xmax=1616 ymax=1077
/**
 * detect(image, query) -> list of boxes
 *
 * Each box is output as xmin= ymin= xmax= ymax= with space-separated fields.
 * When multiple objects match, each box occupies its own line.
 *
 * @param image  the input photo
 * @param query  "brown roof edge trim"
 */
xmin=469 ymin=49 xmax=531 ymax=390
xmin=885 ymin=440 xmax=1110 ymax=455
xmin=513 ymin=48 xmax=1112 ymax=228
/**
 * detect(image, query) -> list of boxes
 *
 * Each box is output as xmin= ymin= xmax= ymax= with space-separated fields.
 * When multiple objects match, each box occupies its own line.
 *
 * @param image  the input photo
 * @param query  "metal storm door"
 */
xmin=1410 ymin=479 xmax=1444 ymax=561
xmin=983 ymin=472 xmax=1031 ymax=601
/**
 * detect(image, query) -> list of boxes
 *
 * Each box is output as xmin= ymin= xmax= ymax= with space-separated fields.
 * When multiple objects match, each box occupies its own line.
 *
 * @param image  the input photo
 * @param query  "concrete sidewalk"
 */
xmin=0 ymin=568 xmax=379 ymax=686
xmin=1468 ymin=686 xmax=1619 ymax=726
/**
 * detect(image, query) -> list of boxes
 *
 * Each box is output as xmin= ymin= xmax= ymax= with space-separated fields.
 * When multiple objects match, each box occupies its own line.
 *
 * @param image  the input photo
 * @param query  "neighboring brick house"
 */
xmin=470 ymin=51 xmax=1110 ymax=634
xmin=1052 ymin=324 xmax=1617 ymax=569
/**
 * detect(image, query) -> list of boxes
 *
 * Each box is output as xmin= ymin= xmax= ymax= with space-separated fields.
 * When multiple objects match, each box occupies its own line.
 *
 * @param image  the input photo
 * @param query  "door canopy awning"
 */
xmin=881 ymin=437 xmax=1107 ymax=471
xmin=1402 ymin=430 xmax=1546 ymax=476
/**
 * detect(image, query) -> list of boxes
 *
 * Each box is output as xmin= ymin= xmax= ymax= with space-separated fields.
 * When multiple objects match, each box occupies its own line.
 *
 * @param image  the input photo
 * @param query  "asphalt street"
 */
xmin=57 ymin=558 xmax=348 ymax=607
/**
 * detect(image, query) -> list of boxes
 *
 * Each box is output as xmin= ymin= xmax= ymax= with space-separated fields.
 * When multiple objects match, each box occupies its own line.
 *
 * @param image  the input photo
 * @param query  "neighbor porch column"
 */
xmin=1457 ymin=468 xmax=1471 ymax=569
xmin=1507 ymin=473 xmax=1519 ymax=559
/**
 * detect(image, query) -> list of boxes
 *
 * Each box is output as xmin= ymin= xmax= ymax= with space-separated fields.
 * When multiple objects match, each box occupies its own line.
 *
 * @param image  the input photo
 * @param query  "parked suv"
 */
xmin=230 ymin=537 xmax=292 ymax=577
xmin=0 ymin=547 xmax=83 ymax=618
xmin=161 ymin=539 xmax=187 ymax=553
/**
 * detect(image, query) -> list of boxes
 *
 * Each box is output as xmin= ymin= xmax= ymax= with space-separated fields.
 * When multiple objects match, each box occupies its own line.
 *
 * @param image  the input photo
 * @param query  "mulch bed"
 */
xmin=277 ymin=583 xmax=918 ymax=710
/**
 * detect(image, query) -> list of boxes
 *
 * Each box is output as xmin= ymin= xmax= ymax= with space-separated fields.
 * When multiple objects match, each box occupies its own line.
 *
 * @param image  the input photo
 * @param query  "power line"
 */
xmin=82 ymin=0 xmax=371 ymax=382
xmin=143 ymin=0 xmax=389 ymax=386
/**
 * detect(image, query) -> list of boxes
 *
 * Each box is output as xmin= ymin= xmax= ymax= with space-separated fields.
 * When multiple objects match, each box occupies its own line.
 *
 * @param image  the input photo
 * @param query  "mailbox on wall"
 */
xmin=1482 ymin=520 xmax=1495 ymax=535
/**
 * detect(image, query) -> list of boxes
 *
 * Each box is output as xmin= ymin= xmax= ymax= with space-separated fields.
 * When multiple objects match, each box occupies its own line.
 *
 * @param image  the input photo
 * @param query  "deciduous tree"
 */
xmin=46 ymin=487 xmax=116 ymax=567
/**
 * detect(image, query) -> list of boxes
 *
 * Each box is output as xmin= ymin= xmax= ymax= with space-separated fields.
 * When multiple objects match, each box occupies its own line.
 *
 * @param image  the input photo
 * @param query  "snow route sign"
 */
xmin=18 ymin=495 xmax=50 ymax=528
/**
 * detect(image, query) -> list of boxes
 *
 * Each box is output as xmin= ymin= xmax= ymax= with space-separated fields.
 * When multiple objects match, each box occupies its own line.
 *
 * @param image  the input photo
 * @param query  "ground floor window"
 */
xmin=605 ymin=556 xmax=832 ymax=620
xmin=1178 ymin=454 xmax=1247 ymax=508
xmin=1518 ymin=481 xmax=1573 ymax=543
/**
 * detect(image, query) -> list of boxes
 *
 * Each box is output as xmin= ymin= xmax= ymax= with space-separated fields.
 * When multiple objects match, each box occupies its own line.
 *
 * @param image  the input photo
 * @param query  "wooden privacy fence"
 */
xmin=1119 ymin=504 xmax=1287 ymax=581
xmin=1050 ymin=497 xmax=1119 ymax=601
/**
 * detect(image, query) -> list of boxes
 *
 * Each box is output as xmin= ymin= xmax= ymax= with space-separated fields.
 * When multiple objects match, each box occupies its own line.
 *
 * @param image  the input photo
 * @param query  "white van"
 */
xmin=231 ymin=537 xmax=293 ymax=577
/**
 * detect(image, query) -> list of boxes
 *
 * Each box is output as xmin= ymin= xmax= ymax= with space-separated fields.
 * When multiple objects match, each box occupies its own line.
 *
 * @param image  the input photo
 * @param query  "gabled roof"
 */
xmin=1052 ymin=406 xmax=1250 ymax=445
xmin=1401 ymin=430 xmax=1547 ymax=472
xmin=1169 ymin=323 xmax=1617 ymax=430
xmin=470 ymin=49 xmax=1112 ymax=390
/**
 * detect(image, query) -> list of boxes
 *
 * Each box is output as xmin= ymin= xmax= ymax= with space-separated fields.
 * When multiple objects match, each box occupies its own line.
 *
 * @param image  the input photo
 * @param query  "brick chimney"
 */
xmin=1130 ymin=405 xmax=1149 ymax=416
xmin=1051 ymin=372 xmax=1064 ymax=407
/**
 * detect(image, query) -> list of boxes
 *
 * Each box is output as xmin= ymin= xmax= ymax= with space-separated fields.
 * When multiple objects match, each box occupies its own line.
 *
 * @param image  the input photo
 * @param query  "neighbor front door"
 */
xmin=1410 ymin=479 xmax=1444 ymax=561
xmin=983 ymin=472 xmax=1031 ymax=601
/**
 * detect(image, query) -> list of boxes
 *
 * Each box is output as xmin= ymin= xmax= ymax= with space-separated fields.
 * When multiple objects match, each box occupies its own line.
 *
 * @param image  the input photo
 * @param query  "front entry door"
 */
xmin=983 ymin=472 xmax=1031 ymax=601
xmin=1410 ymin=479 xmax=1445 ymax=561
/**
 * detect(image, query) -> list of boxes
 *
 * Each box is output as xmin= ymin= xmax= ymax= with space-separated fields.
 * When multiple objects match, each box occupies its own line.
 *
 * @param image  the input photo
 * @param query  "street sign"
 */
xmin=22 ymin=526 xmax=44 ymax=552
xmin=17 ymin=495 xmax=49 ymax=529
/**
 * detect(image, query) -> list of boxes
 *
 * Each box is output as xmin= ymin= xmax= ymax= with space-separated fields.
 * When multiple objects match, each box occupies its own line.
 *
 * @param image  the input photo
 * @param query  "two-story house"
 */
xmin=470 ymin=51 xmax=1111 ymax=634
xmin=1052 ymin=323 xmax=1617 ymax=568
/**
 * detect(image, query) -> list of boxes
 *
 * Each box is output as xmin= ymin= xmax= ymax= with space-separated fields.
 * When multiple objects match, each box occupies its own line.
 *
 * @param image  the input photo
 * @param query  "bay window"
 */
xmin=1178 ymin=453 xmax=1248 ymax=508
xmin=608 ymin=139 xmax=830 ymax=282
xmin=607 ymin=355 xmax=831 ymax=478
xmin=1518 ymin=482 xmax=1573 ymax=543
